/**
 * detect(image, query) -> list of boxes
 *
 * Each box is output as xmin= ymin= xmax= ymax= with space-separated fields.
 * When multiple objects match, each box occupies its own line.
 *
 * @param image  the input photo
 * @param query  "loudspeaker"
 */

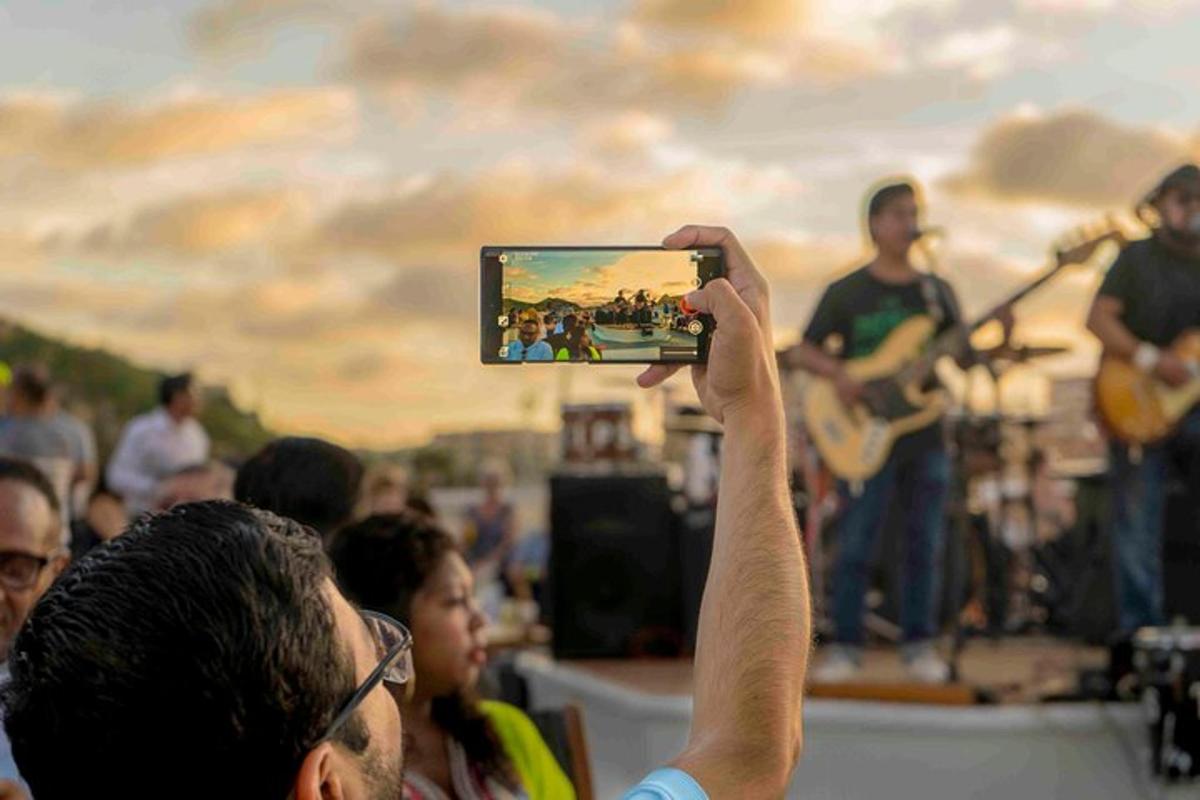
xmin=548 ymin=473 xmax=682 ymax=659
xmin=1164 ymin=478 xmax=1200 ymax=623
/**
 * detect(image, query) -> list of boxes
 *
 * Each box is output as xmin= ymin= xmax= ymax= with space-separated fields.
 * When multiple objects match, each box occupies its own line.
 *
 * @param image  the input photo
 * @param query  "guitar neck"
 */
xmin=902 ymin=261 xmax=1068 ymax=385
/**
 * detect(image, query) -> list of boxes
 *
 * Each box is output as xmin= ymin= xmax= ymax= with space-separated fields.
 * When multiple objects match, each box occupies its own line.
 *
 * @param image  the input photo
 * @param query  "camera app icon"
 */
xmin=498 ymin=315 xmax=510 ymax=328
xmin=498 ymin=346 xmax=509 ymax=359
xmin=687 ymin=319 xmax=704 ymax=336
xmin=498 ymin=253 xmax=509 ymax=264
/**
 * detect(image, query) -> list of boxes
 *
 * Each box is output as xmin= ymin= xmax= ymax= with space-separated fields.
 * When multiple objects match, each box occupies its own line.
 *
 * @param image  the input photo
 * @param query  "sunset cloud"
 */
xmin=0 ymin=88 xmax=357 ymax=170
xmin=632 ymin=0 xmax=808 ymax=42
xmin=945 ymin=109 xmax=1196 ymax=208
xmin=66 ymin=188 xmax=307 ymax=257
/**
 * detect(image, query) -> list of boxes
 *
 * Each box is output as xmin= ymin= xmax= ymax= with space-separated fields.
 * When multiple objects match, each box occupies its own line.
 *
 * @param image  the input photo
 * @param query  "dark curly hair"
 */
xmin=2 ymin=500 xmax=370 ymax=800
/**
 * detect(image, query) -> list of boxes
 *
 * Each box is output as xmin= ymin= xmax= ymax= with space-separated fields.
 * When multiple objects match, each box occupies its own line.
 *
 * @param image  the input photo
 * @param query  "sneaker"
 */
xmin=812 ymin=646 xmax=863 ymax=683
xmin=903 ymin=643 xmax=950 ymax=684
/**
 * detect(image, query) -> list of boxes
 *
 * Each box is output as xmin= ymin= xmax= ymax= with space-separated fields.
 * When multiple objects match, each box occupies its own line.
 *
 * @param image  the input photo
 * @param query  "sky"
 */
xmin=1 ymin=0 xmax=1198 ymax=446
xmin=504 ymin=250 xmax=696 ymax=307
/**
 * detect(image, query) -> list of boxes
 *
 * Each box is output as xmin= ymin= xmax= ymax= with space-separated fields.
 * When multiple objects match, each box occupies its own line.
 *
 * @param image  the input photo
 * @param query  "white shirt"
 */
xmin=106 ymin=408 xmax=210 ymax=517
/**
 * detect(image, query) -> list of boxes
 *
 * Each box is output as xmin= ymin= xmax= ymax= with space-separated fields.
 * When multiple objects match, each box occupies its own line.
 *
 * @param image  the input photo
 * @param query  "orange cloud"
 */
xmin=313 ymin=164 xmax=708 ymax=259
xmin=190 ymin=0 xmax=344 ymax=53
xmin=337 ymin=3 xmax=880 ymax=119
xmin=67 ymin=188 xmax=306 ymax=256
xmin=0 ymin=88 xmax=356 ymax=169
xmin=632 ymin=0 xmax=808 ymax=43
xmin=945 ymin=108 xmax=1198 ymax=208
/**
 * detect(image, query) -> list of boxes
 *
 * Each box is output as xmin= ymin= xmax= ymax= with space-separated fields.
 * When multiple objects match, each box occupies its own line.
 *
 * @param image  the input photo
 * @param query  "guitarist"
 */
xmin=1087 ymin=163 xmax=1200 ymax=637
xmin=794 ymin=181 xmax=1009 ymax=683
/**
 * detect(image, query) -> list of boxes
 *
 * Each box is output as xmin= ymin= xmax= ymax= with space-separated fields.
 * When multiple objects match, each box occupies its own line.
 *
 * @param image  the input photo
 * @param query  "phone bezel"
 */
xmin=480 ymin=245 xmax=724 ymax=366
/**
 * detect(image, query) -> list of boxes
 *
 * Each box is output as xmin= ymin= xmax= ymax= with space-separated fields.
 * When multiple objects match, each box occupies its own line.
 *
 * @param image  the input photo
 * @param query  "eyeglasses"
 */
xmin=0 ymin=550 xmax=55 ymax=591
xmin=322 ymin=610 xmax=413 ymax=742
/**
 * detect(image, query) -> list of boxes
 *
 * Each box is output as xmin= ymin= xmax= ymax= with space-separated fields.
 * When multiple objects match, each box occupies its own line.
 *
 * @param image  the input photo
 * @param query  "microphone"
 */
xmin=910 ymin=226 xmax=946 ymax=241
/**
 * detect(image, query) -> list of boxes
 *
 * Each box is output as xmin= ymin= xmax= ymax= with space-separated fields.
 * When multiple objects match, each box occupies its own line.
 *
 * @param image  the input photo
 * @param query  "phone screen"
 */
xmin=480 ymin=246 xmax=724 ymax=365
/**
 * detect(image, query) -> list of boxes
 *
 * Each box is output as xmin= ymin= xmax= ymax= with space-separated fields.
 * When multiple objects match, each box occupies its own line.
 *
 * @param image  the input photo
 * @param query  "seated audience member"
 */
xmin=0 ymin=225 xmax=808 ymax=800
xmin=0 ymin=458 xmax=71 ymax=795
xmin=234 ymin=436 xmax=363 ymax=541
xmin=69 ymin=487 xmax=127 ymax=560
xmin=506 ymin=322 xmax=553 ymax=362
xmin=2 ymin=502 xmax=408 ymax=800
xmin=330 ymin=512 xmax=574 ymax=800
xmin=363 ymin=463 xmax=410 ymax=516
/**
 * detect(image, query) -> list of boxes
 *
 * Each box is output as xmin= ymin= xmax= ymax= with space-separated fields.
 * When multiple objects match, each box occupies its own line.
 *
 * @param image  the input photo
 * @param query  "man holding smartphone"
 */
xmin=2 ymin=227 xmax=810 ymax=800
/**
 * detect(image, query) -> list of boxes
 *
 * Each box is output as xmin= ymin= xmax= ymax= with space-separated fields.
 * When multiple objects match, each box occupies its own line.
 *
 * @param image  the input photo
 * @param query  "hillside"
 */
xmin=0 ymin=320 xmax=274 ymax=463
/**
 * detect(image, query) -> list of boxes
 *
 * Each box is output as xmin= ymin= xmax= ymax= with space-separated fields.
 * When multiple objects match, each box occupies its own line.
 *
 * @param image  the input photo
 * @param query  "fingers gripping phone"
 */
xmin=480 ymin=246 xmax=724 ymax=365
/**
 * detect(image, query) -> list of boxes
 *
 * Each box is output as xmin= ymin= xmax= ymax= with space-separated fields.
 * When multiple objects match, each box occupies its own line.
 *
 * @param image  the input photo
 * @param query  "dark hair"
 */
xmin=158 ymin=372 xmax=193 ymax=406
xmin=867 ymin=182 xmax=916 ymax=219
xmin=235 ymin=437 xmax=363 ymax=538
xmin=10 ymin=365 xmax=52 ymax=408
xmin=0 ymin=457 xmax=61 ymax=519
xmin=329 ymin=512 xmax=516 ymax=784
xmin=1145 ymin=163 xmax=1200 ymax=206
xmin=2 ymin=501 xmax=366 ymax=800
xmin=0 ymin=457 xmax=62 ymax=551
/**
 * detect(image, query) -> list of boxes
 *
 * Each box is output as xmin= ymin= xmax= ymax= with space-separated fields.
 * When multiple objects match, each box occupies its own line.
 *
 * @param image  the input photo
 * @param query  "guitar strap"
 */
xmin=919 ymin=273 xmax=947 ymax=327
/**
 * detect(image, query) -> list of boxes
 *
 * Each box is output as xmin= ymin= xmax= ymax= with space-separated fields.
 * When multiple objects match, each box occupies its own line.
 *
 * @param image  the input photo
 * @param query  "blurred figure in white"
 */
xmin=106 ymin=373 xmax=209 ymax=518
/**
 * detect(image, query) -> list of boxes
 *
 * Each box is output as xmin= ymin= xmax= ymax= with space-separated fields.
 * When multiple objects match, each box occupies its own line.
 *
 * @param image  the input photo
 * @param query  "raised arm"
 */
xmin=639 ymin=226 xmax=810 ymax=798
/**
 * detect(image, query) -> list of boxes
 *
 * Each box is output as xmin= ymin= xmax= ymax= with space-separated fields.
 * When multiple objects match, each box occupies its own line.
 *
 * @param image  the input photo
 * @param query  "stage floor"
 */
xmin=516 ymin=637 xmax=1194 ymax=799
xmin=558 ymin=637 xmax=1108 ymax=704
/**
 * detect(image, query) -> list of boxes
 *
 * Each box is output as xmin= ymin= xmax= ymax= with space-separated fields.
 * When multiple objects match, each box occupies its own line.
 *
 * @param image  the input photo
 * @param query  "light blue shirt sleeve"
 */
xmin=622 ymin=768 xmax=708 ymax=800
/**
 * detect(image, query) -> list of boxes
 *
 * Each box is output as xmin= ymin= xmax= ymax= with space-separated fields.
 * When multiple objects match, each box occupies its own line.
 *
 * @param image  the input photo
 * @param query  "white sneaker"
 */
xmin=812 ymin=647 xmax=862 ymax=683
xmin=904 ymin=647 xmax=950 ymax=684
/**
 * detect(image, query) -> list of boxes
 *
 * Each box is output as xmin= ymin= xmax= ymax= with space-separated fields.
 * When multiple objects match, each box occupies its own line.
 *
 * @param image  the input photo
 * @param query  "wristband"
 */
xmin=1133 ymin=342 xmax=1161 ymax=373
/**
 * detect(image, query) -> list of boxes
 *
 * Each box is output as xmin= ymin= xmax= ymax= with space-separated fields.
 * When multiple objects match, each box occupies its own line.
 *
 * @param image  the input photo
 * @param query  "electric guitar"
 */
xmin=795 ymin=224 xmax=1125 ymax=482
xmin=1095 ymin=331 xmax=1200 ymax=444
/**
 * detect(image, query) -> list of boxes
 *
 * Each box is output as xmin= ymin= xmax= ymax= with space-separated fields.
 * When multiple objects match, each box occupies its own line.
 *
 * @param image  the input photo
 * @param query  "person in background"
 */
xmin=364 ymin=463 xmax=410 ymax=516
xmin=1087 ymin=163 xmax=1200 ymax=638
xmin=505 ymin=322 xmax=553 ymax=362
xmin=0 ymin=366 xmax=75 ymax=531
xmin=105 ymin=372 xmax=209 ymax=518
xmin=46 ymin=389 xmax=98 ymax=520
xmin=330 ymin=512 xmax=574 ymax=800
xmin=0 ymin=458 xmax=71 ymax=798
xmin=69 ymin=487 xmax=127 ymax=560
xmin=463 ymin=462 xmax=515 ymax=580
xmin=235 ymin=436 xmax=364 ymax=542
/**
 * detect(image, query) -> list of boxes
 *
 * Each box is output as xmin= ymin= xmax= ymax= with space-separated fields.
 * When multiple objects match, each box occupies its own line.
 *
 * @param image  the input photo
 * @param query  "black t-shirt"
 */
xmin=1097 ymin=237 xmax=1200 ymax=347
xmin=803 ymin=266 xmax=962 ymax=458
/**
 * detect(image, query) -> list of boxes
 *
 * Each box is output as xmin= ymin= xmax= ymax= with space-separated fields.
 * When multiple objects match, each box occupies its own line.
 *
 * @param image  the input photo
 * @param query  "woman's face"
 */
xmin=409 ymin=552 xmax=489 ymax=698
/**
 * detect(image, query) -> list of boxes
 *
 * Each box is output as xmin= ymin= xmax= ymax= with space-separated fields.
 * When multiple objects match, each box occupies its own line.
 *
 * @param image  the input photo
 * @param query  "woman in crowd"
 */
xmin=329 ymin=512 xmax=575 ymax=800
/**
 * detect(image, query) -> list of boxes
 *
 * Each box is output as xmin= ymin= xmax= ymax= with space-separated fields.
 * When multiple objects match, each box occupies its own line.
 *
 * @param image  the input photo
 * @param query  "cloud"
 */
xmin=632 ymin=0 xmax=808 ymax=43
xmin=945 ymin=108 xmax=1197 ymax=207
xmin=190 ymin=0 xmax=345 ymax=53
xmin=312 ymin=163 xmax=710 ymax=259
xmin=64 ymin=188 xmax=307 ymax=257
xmin=0 ymin=88 xmax=357 ymax=170
xmin=337 ymin=3 xmax=883 ymax=119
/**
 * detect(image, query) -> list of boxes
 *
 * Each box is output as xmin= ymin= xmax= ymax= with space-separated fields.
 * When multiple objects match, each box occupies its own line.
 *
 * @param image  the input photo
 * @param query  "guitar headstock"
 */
xmin=1054 ymin=215 xmax=1129 ymax=267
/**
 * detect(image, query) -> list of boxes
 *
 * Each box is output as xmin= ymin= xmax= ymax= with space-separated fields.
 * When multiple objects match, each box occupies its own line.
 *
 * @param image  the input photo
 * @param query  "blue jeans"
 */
xmin=831 ymin=444 xmax=950 ymax=646
xmin=1110 ymin=409 xmax=1200 ymax=635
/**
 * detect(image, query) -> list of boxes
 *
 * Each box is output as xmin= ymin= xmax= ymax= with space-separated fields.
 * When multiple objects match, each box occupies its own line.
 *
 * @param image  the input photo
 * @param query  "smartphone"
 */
xmin=480 ymin=246 xmax=724 ymax=365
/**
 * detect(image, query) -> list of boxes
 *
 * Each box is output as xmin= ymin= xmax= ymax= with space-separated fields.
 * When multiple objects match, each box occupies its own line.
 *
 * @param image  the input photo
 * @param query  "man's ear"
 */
xmin=46 ymin=551 xmax=70 ymax=583
xmin=293 ymin=742 xmax=346 ymax=800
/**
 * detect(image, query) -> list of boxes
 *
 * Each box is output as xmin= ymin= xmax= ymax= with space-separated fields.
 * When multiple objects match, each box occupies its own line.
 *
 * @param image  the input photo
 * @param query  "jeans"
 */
xmin=1109 ymin=409 xmax=1200 ymax=635
xmin=831 ymin=444 xmax=950 ymax=646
